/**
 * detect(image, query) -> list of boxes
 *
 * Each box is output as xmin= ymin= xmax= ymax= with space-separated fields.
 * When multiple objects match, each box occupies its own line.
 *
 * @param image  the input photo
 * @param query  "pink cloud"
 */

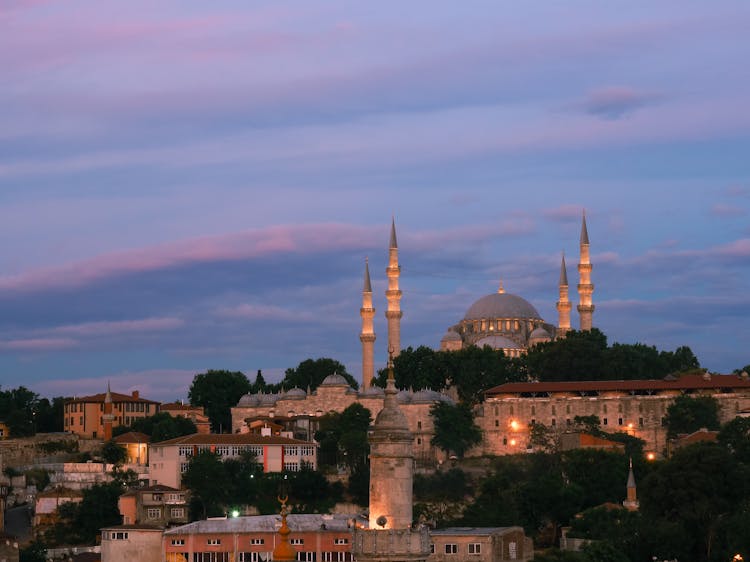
xmin=216 ymin=304 xmax=316 ymax=322
xmin=51 ymin=317 xmax=184 ymax=337
xmin=0 ymin=337 xmax=78 ymax=351
xmin=711 ymin=203 xmax=746 ymax=217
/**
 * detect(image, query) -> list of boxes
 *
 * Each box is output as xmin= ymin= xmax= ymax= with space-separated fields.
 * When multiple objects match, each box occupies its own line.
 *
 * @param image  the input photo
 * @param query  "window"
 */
xmin=291 ymin=539 xmax=304 ymax=546
xmin=551 ymin=418 xmax=556 ymax=426
xmin=109 ymin=532 xmax=129 ymax=540
xmin=284 ymin=462 xmax=300 ymax=472
xmin=417 ymin=438 xmax=422 ymax=445
xmin=468 ymin=543 xmax=481 ymax=555
xmin=618 ymin=418 xmax=623 ymax=426
xmin=284 ymin=446 xmax=299 ymax=456
xmin=445 ymin=544 xmax=458 ymax=554
xmin=232 ymin=446 xmax=242 ymax=456
xmin=430 ymin=545 xmax=435 ymax=554
xmin=508 ymin=541 xmax=517 ymax=560
xmin=180 ymin=463 xmax=189 ymax=473
xmin=334 ymin=538 xmax=348 ymax=545
xmin=147 ymin=508 xmax=162 ymax=519
xmin=502 ymin=437 xmax=507 ymax=445
xmin=240 ymin=554 xmax=271 ymax=562
xmin=603 ymin=418 xmax=608 ymax=426
xmin=207 ymin=538 xmax=221 ymax=545
xmin=171 ymin=508 xmax=186 ymax=519
xmin=194 ymin=554 xmax=229 ymax=562
xmin=300 ymin=446 xmax=315 ymax=457
xmin=167 ymin=493 xmax=183 ymax=503
xmin=639 ymin=417 xmax=644 ymax=427
xmin=216 ymin=446 xmax=230 ymax=456
xmin=322 ymin=553 xmax=350 ymax=562
xmin=251 ymin=539 xmax=265 ymax=546
xmin=296 ymin=553 xmax=315 ymax=562
xmin=603 ymin=404 xmax=608 ymax=413
xmin=179 ymin=446 xmax=193 ymax=457
xmin=566 ymin=404 xmax=571 ymax=414
xmin=509 ymin=405 xmax=514 ymax=415
xmin=494 ymin=420 xmax=499 ymax=427
xmin=172 ymin=539 xmax=186 ymax=546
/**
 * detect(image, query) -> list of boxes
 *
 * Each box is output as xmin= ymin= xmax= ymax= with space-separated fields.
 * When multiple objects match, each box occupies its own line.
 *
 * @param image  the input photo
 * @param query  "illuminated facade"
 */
xmin=64 ymin=387 xmax=159 ymax=439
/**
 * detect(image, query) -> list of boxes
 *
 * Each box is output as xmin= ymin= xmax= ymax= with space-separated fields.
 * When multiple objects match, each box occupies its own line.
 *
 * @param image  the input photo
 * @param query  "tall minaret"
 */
xmin=385 ymin=218 xmax=403 ymax=357
xmin=577 ymin=211 xmax=595 ymax=331
xmin=103 ymin=382 xmax=114 ymax=441
xmin=556 ymin=253 xmax=571 ymax=337
xmin=360 ymin=258 xmax=376 ymax=390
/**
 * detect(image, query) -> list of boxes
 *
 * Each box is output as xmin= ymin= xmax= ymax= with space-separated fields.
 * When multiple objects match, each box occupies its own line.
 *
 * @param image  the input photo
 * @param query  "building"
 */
xmin=429 ymin=527 xmax=533 ymax=562
xmin=34 ymin=487 xmax=83 ymax=528
xmin=560 ymin=433 xmax=625 ymax=453
xmin=148 ymin=433 xmax=317 ymax=488
xmin=161 ymin=403 xmax=212 ymax=434
xmin=100 ymin=525 xmax=163 ymax=561
xmin=118 ymin=484 xmax=189 ymax=527
xmin=481 ymin=372 xmax=750 ymax=456
xmin=64 ymin=388 xmax=159 ymax=439
xmin=231 ymin=375 xmax=452 ymax=466
xmin=440 ymin=213 xmax=593 ymax=355
xmin=113 ymin=431 xmax=150 ymax=466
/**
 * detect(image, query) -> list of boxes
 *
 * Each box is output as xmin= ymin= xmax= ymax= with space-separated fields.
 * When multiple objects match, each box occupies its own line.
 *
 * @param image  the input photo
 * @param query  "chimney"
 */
xmin=132 ymin=390 xmax=139 ymax=399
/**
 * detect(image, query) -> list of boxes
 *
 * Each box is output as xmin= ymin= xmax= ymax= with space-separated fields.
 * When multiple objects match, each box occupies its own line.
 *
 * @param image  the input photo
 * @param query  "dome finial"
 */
xmin=497 ymin=279 xmax=505 ymax=294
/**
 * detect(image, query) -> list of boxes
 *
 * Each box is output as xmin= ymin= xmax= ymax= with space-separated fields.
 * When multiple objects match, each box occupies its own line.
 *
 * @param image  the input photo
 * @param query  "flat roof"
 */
xmin=152 ymin=433 xmax=313 ymax=446
xmin=165 ymin=514 xmax=354 ymax=535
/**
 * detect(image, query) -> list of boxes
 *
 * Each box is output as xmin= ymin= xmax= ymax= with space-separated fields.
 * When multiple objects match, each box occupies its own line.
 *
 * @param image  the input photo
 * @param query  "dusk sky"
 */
xmin=1 ymin=2 xmax=749 ymax=401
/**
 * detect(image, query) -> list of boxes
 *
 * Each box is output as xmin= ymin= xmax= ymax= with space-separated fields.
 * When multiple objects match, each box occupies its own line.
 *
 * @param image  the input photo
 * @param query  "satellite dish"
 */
xmin=376 ymin=515 xmax=388 ymax=528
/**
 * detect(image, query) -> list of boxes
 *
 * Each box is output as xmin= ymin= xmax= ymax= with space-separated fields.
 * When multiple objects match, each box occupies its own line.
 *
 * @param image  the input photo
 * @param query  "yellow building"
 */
xmin=63 ymin=388 xmax=159 ymax=439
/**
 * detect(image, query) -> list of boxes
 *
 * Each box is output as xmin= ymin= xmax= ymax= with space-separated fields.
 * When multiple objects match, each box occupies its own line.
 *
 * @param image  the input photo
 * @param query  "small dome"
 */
xmin=258 ymin=393 xmax=280 ymax=406
xmin=237 ymin=394 xmax=260 ymax=407
xmin=360 ymin=386 xmax=385 ymax=397
xmin=464 ymin=293 xmax=542 ymax=321
xmin=441 ymin=329 xmax=462 ymax=342
xmin=397 ymin=390 xmax=412 ymax=404
xmin=411 ymin=389 xmax=447 ymax=404
xmin=282 ymin=387 xmax=306 ymax=400
xmin=475 ymin=335 xmax=522 ymax=350
xmin=530 ymin=327 xmax=551 ymax=340
xmin=320 ymin=373 xmax=351 ymax=387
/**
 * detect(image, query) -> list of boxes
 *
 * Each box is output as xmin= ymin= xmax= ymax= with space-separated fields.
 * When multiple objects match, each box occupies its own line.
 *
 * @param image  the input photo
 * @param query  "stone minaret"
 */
xmin=556 ymin=253 xmax=571 ymax=337
xmin=385 ymin=218 xmax=403 ymax=357
xmin=623 ymin=458 xmax=639 ymax=511
xmin=577 ymin=211 xmax=595 ymax=331
xmin=103 ymin=382 xmax=114 ymax=441
xmin=360 ymin=258 xmax=376 ymax=390
xmin=353 ymin=356 xmax=430 ymax=562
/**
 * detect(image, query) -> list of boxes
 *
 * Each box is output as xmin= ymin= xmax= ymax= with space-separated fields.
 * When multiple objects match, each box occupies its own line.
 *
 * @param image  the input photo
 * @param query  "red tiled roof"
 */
xmin=486 ymin=373 xmax=750 ymax=396
xmin=161 ymin=402 xmax=202 ymax=412
xmin=151 ymin=432 xmax=313 ymax=446
xmin=113 ymin=431 xmax=151 ymax=444
xmin=66 ymin=392 xmax=159 ymax=404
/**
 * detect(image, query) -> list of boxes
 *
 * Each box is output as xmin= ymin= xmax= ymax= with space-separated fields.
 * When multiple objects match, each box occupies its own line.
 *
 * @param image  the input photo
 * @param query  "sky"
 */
xmin=1 ymin=1 xmax=749 ymax=401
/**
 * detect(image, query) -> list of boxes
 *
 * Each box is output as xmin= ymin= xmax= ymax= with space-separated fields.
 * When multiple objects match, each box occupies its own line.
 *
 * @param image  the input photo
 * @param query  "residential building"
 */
xmin=113 ymin=431 xmax=149 ymax=466
xmin=148 ymin=433 xmax=317 ymax=488
xmin=481 ymin=372 xmax=750 ymax=456
xmin=64 ymin=388 xmax=159 ymax=439
xmin=118 ymin=484 xmax=188 ymax=527
xmin=429 ymin=527 xmax=533 ymax=562
xmin=100 ymin=525 xmax=163 ymax=562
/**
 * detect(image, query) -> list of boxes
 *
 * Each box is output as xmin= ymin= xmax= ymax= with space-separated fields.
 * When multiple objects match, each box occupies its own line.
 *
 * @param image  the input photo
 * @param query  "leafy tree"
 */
xmin=640 ymin=442 xmax=750 ymax=562
xmin=24 ymin=468 xmax=51 ymax=492
xmin=315 ymin=404 xmax=372 ymax=470
xmin=414 ymin=468 xmax=470 ymax=503
xmin=47 ymin=482 xmax=124 ymax=545
xmin=373 ymin=346 xmax=446 ymax=391
xmin=99 ymin=440 xmax=127 ymax=464
xmin=719 ymin=416 xmax=750 ymax=464
xmin=525 ymin=329 xmax=608 ymax=382
xmin=579 ymin=541 xmax=630 ymax=562
xmin=182 ymin=450 xmax=230 ymax=519
xmin=664 ymin=394 xmax=720 ymax=439
xmin=562 ymin=449 xmax=629 ymax=508
xmin=35 ymin=396 xmax=66 ymax=433
xmin=115 ymin=412 xmax=197 ymax=442
xmin=430 ymin=402 xmax=481 ymax=459
xmin=189 ymin=370 xmax=251 ymax=432
xmin=282 ymin=358 xmax=357 ymax=391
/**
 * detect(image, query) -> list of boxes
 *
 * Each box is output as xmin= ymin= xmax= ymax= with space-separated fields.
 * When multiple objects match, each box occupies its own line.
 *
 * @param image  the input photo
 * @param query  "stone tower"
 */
xmin=556 ymin=253 xmax=571 ymax=337
xmin=103 ymin=382 xmax=114 ymax=441
xmin=577 ymin=211 xmax=595 ymax=331
xmin=352 ymin=356 xmax=430 ymax=562
xmin=360 ymin=258 xmax=376 ymax=390
xmin=623 ymin=458 xmax=639 ymax=511
xmin=385 ymin=218 xmax=403 ymax=358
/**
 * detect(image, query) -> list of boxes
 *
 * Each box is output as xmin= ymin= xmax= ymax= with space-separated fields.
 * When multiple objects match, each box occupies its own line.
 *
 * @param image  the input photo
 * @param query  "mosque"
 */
xmin=436 ymin=213 xmax=594 ymax=358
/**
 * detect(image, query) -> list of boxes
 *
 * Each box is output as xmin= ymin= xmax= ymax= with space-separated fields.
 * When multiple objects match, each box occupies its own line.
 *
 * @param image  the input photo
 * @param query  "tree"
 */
xmin=99 ymin=440 xmax=127 ymax=464
xmin=182 ymin=450 xmax=230 ymax=519
xmin=718 ymin=416 xmax=750 ymax=463
xmin=314 ymin=404 xmax=371 ymax=470
xmin=282 ymin=358 xmax=357 ymax=391
xmin=189 ymin=370 xmax=251 ymax=432
xmin=430 ymin=402 xmax=481 ymax=459
xmin=664 ymin=394 xmax=720 ymax=439
xmin=47 ymin=482 xmax=124 ymax=545
xmin=373 ymin=346 xmax=446 ymax=391
xmin=525 ymin=329 xmax=608 ymax=382
xmin=123 ymin=412 xmax=197 ymax=442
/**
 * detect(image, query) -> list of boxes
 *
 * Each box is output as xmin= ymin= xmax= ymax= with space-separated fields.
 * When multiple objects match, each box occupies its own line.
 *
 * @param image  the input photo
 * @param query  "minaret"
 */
xmin=360 ymin=258 xmax=376 ymax=390
xmin=385 ymin=218 xmax=403 ymax=357
xmin=353 ymin=355 xmax=430 ymax=562
xmin=577 ymin=211 xmax=595 ymax=331
xmin=556 ymin=253 xmax=571 ymax=337
xmin=272 ymin=495 xmax=297 ymax=562
xmin=103 ymin=382 xmax=114 ymax=441
xmin=623 ymin=458 xmax=639 ymax=511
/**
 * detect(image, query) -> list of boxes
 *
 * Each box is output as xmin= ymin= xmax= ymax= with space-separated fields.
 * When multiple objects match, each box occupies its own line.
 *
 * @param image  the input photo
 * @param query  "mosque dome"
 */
xmin=529 ymin=327 xmax=552 ymax=341
xmin=237 ymin=394 xmax=260 ymax=407
xmin=282 ymin=387 xmax=306 ymax=400
xmin=397 ymin=390 xmax=413 ymax=404
xmin=411 ymin=389 xmax=451 ymax=404
xmin=360 ymin=386 xmax=385 ymax=398
xmin=320 ymin=373 xmax=351 ymax=387
xmin=441 ymin=329 xmax=462 ymax=342
xmin=464 ymin=292 xmax=542 ymax=321
xmin=258 ymin=393 xmax=280 ymax=406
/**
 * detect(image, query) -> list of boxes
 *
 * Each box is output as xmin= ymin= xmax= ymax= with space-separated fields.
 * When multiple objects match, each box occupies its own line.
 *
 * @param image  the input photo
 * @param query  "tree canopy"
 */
xmin=664 ymin=394 xmax=720 ymax=438
xmin=189 ymin=370 xmax=251 ymax=432
xmin=430 ymin=402 xmax=482 ymax=459
xmin=114 ymin=412 xmax=197 ymax=442
xmin=0 ymin=386 xmax=66 ymax=436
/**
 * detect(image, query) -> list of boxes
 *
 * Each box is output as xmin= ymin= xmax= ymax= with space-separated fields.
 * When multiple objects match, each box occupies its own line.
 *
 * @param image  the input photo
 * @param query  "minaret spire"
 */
xmin=557 ymin=252 xmax=571 ymax=337
xmin=360 ymin=258 xmax=376 ymax=390
xmin=385 ymin=217 xmax=403 ymax=358
xmin=623 ymin=457 xmax=639 ymax=511
xmin=577 ymin=211 xmax=595 ymax=331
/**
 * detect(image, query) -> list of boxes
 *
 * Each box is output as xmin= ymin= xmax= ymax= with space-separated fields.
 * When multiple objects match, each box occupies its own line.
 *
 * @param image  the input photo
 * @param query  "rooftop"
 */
xmin=66 ymin=391 xmax=158 ymax=404
xmin=165 ymin=513 xmax=354 ymax=535
xmin=151 ymin=433 xmax=312 ymax=446
xmin=430 ymin=526 xmax=523 ymax=536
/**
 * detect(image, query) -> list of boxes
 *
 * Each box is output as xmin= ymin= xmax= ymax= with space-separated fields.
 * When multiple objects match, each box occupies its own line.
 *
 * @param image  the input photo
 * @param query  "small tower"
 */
xmin=623 ymin=458 xmax=639 ymax=511
xmin=360 ymin=258 xmax=376 ymax=390
xmin=577 ymin=211 xmax=595 ymax=331
xmin=353 ymin=353 xmax=430 ymax=562
xmin=556 ymin=252 xmax=571 ymax=337
xmin=385 ymin=218 xmax=403 ymax=358
xmin=103 ymin=382 xmax=114 ymax=441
